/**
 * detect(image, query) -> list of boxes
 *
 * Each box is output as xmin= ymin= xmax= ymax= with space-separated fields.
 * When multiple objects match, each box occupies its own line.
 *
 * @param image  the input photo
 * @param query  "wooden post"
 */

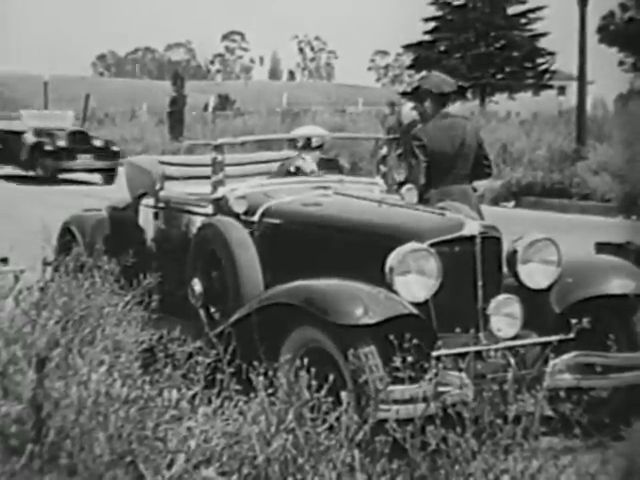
xmin=282 ymin=92 xmax=288 ymax=108
xmin=358 ymin=97 xmax=364 ymax=111
xmin=81 ymin=93 xmax=91 ymax=127
xmin=576 ymin=0 xmax=589 ymax=159
xmin=43 ymin=75 xmax=49 ymax=110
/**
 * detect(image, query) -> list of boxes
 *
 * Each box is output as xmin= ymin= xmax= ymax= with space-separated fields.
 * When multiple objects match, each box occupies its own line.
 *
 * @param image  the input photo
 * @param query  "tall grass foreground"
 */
xmin=0 ymin=254 xmax=638 ymax=479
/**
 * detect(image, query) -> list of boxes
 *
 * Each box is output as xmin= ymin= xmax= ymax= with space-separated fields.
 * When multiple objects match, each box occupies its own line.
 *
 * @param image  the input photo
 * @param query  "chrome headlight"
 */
xmin=487 ymin=294 xmax=523 ymax=340
xmin=384 ymin=242 xmax=443 ymax=303
xmin=56 ymin=139 xmax=67 ymax=147
xmin=92 ymin=138 xmax=105 ymax=147
xmin=507 ymin=234 xmax=562 ymax=290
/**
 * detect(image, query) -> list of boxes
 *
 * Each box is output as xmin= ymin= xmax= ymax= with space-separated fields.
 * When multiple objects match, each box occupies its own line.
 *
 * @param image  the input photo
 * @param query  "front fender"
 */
xmin=227 ymin=277 xmax=420 ymax=327
xmin=550 ymin=255 xmax=640 ymax=313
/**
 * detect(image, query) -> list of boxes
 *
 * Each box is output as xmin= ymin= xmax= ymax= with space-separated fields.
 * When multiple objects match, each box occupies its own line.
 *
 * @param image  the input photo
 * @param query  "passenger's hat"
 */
xmin=289 ymin=124 xmax=329 ymax=150
xmin=399 ymin=70 xmax=468 ymax=98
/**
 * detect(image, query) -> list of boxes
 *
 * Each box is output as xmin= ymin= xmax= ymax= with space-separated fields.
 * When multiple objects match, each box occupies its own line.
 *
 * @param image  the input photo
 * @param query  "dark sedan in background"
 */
xmin=0 ymin=109 xmax=121 ymax=185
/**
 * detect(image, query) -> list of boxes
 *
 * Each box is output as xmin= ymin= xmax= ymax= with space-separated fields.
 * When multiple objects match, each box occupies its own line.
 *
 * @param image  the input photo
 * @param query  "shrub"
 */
xmin=1 ymin=255 xmax=638 ymax=478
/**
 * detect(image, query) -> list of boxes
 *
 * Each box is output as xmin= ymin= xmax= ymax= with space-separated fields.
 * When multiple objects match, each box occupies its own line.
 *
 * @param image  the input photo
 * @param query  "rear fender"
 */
xmin=55 ymin=209 xmax=110 ymax=257
xmin=550 ymin=255 xmax=640 ymax=314
xmin=227 ymin=278 xmax=421 ymax=327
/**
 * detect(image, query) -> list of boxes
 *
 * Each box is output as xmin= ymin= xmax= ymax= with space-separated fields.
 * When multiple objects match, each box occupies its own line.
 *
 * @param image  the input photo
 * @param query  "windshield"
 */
xmin=33 ymin=128 xmax=66 ymax=141
xmin=221 ymin=135 xmax=382 ymax=178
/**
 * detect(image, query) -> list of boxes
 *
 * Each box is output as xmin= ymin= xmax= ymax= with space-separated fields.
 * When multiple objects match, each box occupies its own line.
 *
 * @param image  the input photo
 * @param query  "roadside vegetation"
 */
xmin=0 ymin=253 xmax=639 ymax=479
xmin=78 ymin=97 xmax=637 ymax=216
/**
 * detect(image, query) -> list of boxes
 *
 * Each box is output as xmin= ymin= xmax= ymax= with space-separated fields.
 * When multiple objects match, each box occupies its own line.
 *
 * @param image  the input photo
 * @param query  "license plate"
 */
xmin=77 ymin=154 xmax=94 ymax=161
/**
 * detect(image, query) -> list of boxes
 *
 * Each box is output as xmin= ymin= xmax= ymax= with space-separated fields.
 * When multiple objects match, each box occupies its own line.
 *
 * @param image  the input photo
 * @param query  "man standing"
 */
xmin=398 ymin=71 xmax=493 ymax=219
xmin=167 ymin=70 xmax=187 ymax=142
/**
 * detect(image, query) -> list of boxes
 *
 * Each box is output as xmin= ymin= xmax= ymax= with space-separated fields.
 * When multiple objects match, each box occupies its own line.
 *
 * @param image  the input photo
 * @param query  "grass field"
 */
xmin=1 ymin=72 xmax=638 ymax=213
xmin=0 ymin=72 xmax=397 ymax=114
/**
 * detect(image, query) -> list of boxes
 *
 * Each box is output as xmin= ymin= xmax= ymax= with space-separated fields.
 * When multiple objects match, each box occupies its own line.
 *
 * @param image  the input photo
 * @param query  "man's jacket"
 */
xmin=402 ymin=111 xmax=493 ymax=192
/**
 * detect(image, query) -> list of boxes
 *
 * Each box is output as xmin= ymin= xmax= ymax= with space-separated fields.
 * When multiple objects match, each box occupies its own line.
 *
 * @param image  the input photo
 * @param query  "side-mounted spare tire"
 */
xmin=186 ymin=216 xmax=265 ymax=325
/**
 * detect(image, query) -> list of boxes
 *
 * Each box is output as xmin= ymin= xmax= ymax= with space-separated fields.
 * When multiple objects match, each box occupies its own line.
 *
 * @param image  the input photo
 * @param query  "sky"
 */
xmin=0 ymin=0 xmax=631 ymax=102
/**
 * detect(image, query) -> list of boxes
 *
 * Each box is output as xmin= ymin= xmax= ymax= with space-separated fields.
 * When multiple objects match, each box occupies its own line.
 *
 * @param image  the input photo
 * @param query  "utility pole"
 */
xmin=576 ymin=0 xmax=589 ymax=159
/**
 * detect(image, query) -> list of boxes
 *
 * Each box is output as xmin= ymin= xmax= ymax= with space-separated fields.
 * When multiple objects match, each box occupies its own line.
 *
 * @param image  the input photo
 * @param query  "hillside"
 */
xmin=0 ymin=73 xmax=397 ymax=114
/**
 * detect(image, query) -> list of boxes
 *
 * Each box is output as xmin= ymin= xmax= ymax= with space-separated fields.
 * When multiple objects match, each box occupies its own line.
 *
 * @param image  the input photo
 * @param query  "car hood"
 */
xmin=244 ymin=188 xmax=467 ymax=244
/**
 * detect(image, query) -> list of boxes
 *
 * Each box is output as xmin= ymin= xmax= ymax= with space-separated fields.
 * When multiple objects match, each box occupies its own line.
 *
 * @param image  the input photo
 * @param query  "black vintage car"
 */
xmin=0 ymin=109 xmax=121 ymax=184
xmin=51 ymin=128 xmax=640 ymax=421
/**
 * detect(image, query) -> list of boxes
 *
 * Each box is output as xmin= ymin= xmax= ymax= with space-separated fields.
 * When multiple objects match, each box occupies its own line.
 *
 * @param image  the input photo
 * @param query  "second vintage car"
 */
xmin=51 ymin=127 xmax=640 ymax=423
xmin=0 ymin=109 xmax=121 ymax=184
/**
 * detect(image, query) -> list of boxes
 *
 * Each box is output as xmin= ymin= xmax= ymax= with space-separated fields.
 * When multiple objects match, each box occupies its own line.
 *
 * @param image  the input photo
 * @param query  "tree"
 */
xmin=597 ymin=1 xmax=640 ymax=73
xmin=90 ymin=50 xmax=128 ymax=78
xmin=208 ymin=30 xmax=255 ymax=81
xmin=268 ymin=51 xmax=284 ymax=80
xmin=403 ymin=0 xmax=556 ymax=107
xmin=90 ymin=41 xmax=210 ymax=81
xmin=123 ymin=46 xmax=165 ymax=79
xmin=368 ymin=49 xmax=416 ymax=88
xmin=164 ymin=40 xmax=208 ymax=80
xmin=292 ymin=34 xmax=338 ymax=82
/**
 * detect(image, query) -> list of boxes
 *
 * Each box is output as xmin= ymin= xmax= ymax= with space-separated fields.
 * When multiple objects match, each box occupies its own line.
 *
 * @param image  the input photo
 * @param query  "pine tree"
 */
xmin=403 ymin=0 xmax=556 ymax=107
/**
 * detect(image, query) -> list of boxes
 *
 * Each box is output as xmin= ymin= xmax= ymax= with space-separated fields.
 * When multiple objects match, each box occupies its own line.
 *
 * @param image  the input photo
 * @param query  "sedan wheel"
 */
xmin=33 ymin=151 xmax=57 ymax=181
xmin=100 ymin=170 xmax=118 ymax=186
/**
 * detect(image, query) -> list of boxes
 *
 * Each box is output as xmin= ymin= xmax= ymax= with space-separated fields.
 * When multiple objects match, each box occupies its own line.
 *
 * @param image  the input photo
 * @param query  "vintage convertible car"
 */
xmin=51 ymin=129 xmax=640 ymax=422
xmin=0 ymin=109 xmax=121 ymax=184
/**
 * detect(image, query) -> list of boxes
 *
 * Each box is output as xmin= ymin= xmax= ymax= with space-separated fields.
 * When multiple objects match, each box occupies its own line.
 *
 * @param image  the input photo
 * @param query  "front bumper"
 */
xmin=356 ymin=345 xmax=473 ymax=421
xmin=432 ymin=331 xmax=640 ymax=391
xmin=544 ymin=350 xmax=640 ymax=390
xmin=40 ymin=156 xmax=119 ymax=173
xmin=375 ymin=369 xmax=474 ymax=421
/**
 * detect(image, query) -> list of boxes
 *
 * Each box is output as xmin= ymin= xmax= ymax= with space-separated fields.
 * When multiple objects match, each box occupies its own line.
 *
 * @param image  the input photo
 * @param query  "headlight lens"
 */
xmin=385 ymin=242 xmax=442 ymax=303
xmin=509 ymin=234 xmax=562 ymax=290
xmin=92 ymin=138 xmax=105 ymax=147
xmin=487 ymin=294 xmax=523 ymax=340
xmin=56 ymin=139 xmax=67 ymax=147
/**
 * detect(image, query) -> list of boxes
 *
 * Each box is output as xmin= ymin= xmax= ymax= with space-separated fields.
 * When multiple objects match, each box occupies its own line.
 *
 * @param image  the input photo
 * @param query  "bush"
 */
xmin=1 ymin=255 xmax=639 ymax=478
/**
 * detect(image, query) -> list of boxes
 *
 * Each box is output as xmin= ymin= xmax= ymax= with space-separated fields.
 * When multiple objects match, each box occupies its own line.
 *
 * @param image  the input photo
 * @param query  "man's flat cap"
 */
xmin=399 ymin=70 xmax=468 ymax=97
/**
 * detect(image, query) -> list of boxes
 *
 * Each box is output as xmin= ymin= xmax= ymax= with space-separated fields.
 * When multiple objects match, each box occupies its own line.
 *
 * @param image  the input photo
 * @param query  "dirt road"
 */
xmin=1 ymin=165 xmax=639 ymax=273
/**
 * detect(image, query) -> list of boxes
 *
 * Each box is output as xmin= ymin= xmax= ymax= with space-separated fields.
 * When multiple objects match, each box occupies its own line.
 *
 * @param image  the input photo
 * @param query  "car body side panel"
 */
xmin=227 ymin=277 xmax=422 ymax=327
xmin=550 ymin=255 xmax=640 ymax=313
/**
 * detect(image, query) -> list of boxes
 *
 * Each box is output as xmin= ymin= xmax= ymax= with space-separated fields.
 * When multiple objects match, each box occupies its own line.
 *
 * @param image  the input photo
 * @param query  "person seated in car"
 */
xmin=273 ymin=125 xmax=347 ymax=177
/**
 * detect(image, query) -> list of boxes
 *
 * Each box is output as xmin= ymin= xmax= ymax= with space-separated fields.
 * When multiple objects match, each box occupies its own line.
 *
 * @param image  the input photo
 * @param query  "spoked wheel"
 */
xmin=548 ymin=299 xmax=640 ymax=436
xmin=195 ymin=248 xmax=231 ymax=324
xmin=186 ymin=216 xmax=264 ymax=329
